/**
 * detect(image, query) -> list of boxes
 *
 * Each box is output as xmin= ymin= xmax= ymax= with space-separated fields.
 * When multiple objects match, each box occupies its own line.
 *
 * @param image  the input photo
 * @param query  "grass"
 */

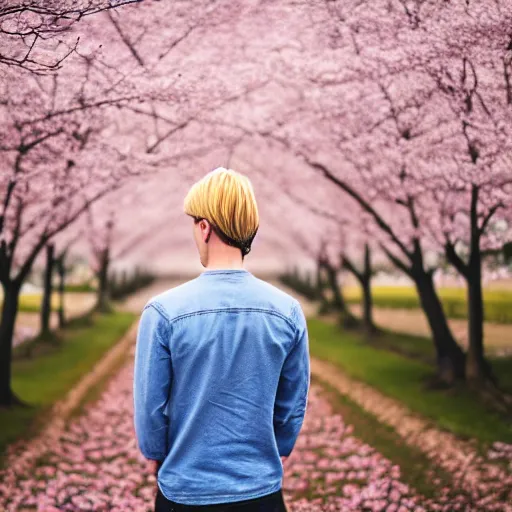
xmin=68 ymin=339 xmax=134 ymax=420
xmin=312 ymin=375 xmax=456 ymax=500
xmin=344 ymin=285 xmax=512 ymax=324
xmin=488 ymin=356 xmax=512 ymax=392
xmin=366 ymin=328 xmax=437 ymax=363
xmin=0 ymin=309 xmax=136 ymax=465
xmin=307 ymin=317 xmax=512 ymax=446
xmin=355 ymin=325 xmax=512 ymax=392
xmin=64 ymin=283 xmax=96 ymax=293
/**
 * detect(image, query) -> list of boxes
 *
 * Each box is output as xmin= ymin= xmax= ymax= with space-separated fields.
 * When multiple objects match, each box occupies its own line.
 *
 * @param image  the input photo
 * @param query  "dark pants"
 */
xmin=154 ymin=487 xmax=288 ymax=512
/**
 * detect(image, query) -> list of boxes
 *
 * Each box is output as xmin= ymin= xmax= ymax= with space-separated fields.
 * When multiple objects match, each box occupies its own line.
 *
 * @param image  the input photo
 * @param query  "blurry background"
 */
xmin=1 ymin=1 xmax=511 ymax=510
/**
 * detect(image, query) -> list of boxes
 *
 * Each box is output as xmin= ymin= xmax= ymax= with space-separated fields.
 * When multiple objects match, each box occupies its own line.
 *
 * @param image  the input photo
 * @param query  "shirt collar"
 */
xmin=199 ymin=269 xmax=251 ymax=277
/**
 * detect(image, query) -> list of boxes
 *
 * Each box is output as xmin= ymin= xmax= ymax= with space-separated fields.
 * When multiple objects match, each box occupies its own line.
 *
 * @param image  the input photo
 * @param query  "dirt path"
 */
xmin=2 ymin=359 xmax=495 ymax=512
xmin=13 ymin=280 xmax=185 ymax=347
xmin=14 ymin=293 xmax=96 ymax=347
xmin=349 ymin=304 xmax=512 ymax=356
xmin=116 ymin=279 xmax=186 ymax=314
xmin=310 ymin=358 xmax=512 ymax=510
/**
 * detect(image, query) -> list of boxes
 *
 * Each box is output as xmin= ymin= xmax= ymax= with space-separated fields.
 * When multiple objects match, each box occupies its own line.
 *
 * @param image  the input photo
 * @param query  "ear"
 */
xmin=201 ymin=219 xmax=211 ymax=242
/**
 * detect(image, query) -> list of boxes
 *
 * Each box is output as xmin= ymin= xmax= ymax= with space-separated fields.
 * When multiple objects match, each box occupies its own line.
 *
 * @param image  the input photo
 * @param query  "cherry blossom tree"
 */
xmin=37 ymin=228 xmax=84 ymax=336
xmin=0 ymin=8 xmax=144 ymax=405
xmin=2 ymin=0 xmax=511 ymax=404
xmin=0 ymin=115 xmax=137 ymax=404
xmin=246 ymin=0 xmax=512 ymax=385
xmin=286 ymin=190 xmax=362 ymax=326
xmin=52 ymin=229 xmax=85 ymax=328
xmin=418 ymin=15 xmax=512 ymax=382
xmin=86 ymin=207 xmax=115 ymax=313
xmin=0 ymin=0 xmax=141 ymax=72
xmin=0 ymin=0 xmax=277 ymax=406
xmin=341 ymin=243 xmax=377 ymax=336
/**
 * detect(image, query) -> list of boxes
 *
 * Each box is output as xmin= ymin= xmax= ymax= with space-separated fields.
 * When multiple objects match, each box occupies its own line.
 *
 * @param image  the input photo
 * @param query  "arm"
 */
xmin=133 ymin=302 xmax=173 ymax=462
xmin=273 ymin=300 xmax=311 ymax=457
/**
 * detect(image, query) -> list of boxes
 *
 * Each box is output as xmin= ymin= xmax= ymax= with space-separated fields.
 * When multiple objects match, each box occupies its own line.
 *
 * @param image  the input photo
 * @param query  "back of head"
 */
xmin=183 ymin=167 xmax=259 ymax=255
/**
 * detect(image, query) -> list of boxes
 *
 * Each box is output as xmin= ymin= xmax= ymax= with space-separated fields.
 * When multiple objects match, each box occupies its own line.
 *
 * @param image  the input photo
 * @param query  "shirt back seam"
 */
xmin=167 ymin=307 xmax=295 ymax=328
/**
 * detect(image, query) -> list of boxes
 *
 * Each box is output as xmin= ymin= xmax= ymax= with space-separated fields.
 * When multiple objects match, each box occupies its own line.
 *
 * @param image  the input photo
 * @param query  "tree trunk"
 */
xmin=361 ymin=277 xmax=376 ymax=335
xmin=96 ymin=248 xmax=111 ymax=313
xmin=341 ymin=245 xmax=377 ymax=336
xmin=466 ymin=256 xmax=486 ymax=381
xmin=325 ymin=263 xmax=346 ymax=312
xmin=315 ymin=262 xmax=325 ymax=302
xmin=316 ymin=259 xmax=329 ymax=309
xmin=0 ymin=281 xmax=22 ymax=406
xmin=57 ymin=258 xmax=66 ymax=328
xmin=465 ymin=185 xmax=492 ymax=382
xmin=40 ymin=243 xmax=54 ymax=337
xmin=413 ymin=270 xmax=466 ymax=382
xmin=360 ymin=246 xmax=377 ymax=336
xmin=321 ymin=261 xmax=359 ymax=328
xmin=444 ymin=185 xmax=494 ymax=384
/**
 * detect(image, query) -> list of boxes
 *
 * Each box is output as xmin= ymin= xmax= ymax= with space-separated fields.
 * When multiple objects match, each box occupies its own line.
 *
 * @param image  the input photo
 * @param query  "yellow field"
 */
xmin=344 ymin=286 xmax=512 ymax=324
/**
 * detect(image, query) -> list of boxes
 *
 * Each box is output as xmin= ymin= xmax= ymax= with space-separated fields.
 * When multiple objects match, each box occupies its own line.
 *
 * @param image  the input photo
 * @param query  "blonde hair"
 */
xmin=183 ymin=167 xmax=259 ymax=246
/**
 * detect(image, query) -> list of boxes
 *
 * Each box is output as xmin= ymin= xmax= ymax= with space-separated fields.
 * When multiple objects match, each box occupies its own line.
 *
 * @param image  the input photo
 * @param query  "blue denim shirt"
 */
xmin=133 ymin=268 xmax=310 ymax=505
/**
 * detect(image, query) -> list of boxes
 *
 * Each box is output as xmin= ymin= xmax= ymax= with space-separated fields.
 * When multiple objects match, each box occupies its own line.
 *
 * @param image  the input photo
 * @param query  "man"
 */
xmin=133 ymin=167 xmax=310 ymax=512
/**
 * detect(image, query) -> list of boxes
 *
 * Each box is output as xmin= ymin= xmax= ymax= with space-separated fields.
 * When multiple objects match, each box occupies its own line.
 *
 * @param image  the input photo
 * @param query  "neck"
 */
xmin=205 ymin=246 xmax=244 ymax=270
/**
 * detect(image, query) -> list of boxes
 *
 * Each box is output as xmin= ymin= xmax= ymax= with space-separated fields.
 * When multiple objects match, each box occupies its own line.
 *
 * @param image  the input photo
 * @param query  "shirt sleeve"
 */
xmin=273 ymin=300 xmax=311 ymax=457
xmin=133 ymin=301 xmax=172 ymax=461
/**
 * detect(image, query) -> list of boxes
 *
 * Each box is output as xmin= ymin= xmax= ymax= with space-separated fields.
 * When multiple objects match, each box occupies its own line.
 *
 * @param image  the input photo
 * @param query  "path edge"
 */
xmin=2 ymin=319 xmax=140 ymax=479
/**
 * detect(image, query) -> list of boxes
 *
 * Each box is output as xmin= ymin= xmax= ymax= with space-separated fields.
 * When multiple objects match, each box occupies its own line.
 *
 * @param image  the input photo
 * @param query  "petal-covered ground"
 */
xmin=0 ymin=361 xmax=510 ymax=512
xmin=309 ymin=359 xmax=512 ymax=512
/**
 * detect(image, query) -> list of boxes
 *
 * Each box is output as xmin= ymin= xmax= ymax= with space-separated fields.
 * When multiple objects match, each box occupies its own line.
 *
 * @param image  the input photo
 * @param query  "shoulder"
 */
xmin=252 ymin=277 xmax=307 ymax=328
xmin=142 ymin=278 xmax=201 ymax=321
xmin=142 ymin=275 xmax=302 ymax=328
xmin=249 ymin=276 xmax=302 ymax=323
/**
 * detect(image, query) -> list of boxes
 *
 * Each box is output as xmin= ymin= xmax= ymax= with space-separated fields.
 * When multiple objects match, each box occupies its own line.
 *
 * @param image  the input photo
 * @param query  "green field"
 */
xmin=307 ymin=317 xmax=512 ymax=447
xmin=344 ymin=285 xmax=512 ymax=324
xmin=0 ymin=310 xmax=135 ymax=465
